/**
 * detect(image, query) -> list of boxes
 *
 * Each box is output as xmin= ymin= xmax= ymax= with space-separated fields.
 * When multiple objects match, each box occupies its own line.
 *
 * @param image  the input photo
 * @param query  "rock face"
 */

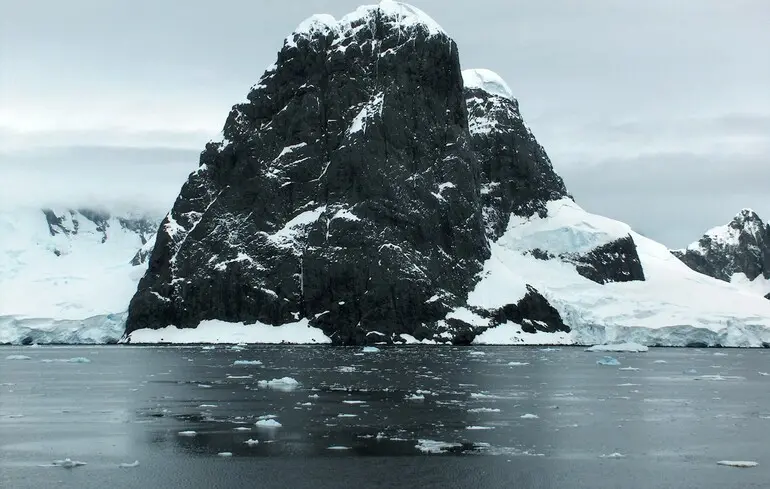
xmin=42 ymin=208 xmax=156 ymax=258
xmin=125 ymin=1 xmax=646 ymax=343
xmin=672 ymin=209 xmax=770 ymax=298
xmin=463 ymin=68 xmax=570 ymax=240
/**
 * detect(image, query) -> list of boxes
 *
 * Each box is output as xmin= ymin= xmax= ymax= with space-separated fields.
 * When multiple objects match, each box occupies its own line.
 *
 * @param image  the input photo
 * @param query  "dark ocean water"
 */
xmin=1 ymin=345 xmax=769 ymax=488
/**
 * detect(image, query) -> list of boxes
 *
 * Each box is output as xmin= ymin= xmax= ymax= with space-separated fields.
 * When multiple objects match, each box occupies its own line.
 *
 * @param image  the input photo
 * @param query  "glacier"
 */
xmin=0 ymin=208 xmax=157 ymax=344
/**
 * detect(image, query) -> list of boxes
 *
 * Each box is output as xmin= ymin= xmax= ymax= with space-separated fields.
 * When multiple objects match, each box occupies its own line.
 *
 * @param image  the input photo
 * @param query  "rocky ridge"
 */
xmin=672 ymin=209 xmax=770 ymax=299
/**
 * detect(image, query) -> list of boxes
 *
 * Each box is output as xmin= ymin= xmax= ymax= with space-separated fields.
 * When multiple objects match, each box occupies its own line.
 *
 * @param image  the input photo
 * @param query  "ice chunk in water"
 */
xmin=717 ymin=460 xmax=758 ymax=468
xmin=255 ymin=419 xmax=282 ymax=428
xmin=520 ymin=413 xmax=539 ymax=419
xmin=233 ymin=360 xmax=262 ymax=366
xmin=5 ymin=355 xmax=31 ymax=360
xmin=415 ymin=439 xmax=462 ymax=454
xmin=362 ymin=346 xmax=380 ymax=353
xmin=244 ymin=439 xmax=260 ymax=446
xmin=596 ymin=356 xmax=621 ymax=366
xmin=217 ymin=452 xmax=233 ymax=457
xmin=52 ymin=458 xmax=87 ymax=468
xmin=119 ymin=460 xmax=140 ymax=468
xmin=600 ymin=453 xmax=626 ymax=458
xmin=257 ymin=377 xmax=299 ymax=391
xmin=585 ymin=343 xmax=648 ymax=353
xmin=178 ymin=430 xmax=197 ymax=437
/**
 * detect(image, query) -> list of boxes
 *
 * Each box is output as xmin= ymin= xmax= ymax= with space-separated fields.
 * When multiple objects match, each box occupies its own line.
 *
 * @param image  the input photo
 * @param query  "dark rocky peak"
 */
xmin=43 ymin=209 xmax=78 ymax=236
xmin=462 ymin=69 xmax=570 ymax=240
xmin=126 ymin=1 xmax=488 ymax=343
xmin=125 ymin=2 xmax=647 ymax=344
xmin=463 ymin=69 xmax=640 ymax=285
xmin=672 ymin=209 xmax=770 ymax=284
xmin=41 ymin=208 xmax=158 ymax=255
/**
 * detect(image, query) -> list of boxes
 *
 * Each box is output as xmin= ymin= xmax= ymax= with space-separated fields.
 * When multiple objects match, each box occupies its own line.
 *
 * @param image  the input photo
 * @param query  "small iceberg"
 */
xmin=217 ymin=452 xmax=233 ymax=457
xmin=233 ymin=360 xmax=262 ymax=366
xmin=51 ymin=458 xmax=87 ymax=468
xmin=244 ymin=439 xmax=260 ymax=446
xmin=717 ymin=460 xmax=758 ymax=468
xmin=362 ymin=346 xmax=380 ymax=353
xmin=596 ymin=356 xmax=621 ymax=366
xmin=600 ymin=453 xmax=626 ymax=459
xmin=118 ymin=460 xmax=140 ymax=468
xmin=257 ymin=377 xmax=299 ymax=391
xmin=178 ymin=430 xmax=197 ymax=437
xmin=415 ymin=439 xmax=461 ymax=454
xmin=586 ymin=343 xmax=648 ymax=353
xmin=255 ymin=419 xmax=282 ymax=428
xmin=41 ymin=357 xmax=91 ymax=364
xmin=5 ymin=355 xmax=32 ymax=360
xmin=520 ymin=413 xmax=539 ymax=419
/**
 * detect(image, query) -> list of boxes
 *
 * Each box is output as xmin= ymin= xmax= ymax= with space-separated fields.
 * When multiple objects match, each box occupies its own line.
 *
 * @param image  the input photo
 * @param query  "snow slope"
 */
xmin=470 ymin=199 xmax=770 ymax=347
xmin=0 ymin=209 xmax=158 ymax=344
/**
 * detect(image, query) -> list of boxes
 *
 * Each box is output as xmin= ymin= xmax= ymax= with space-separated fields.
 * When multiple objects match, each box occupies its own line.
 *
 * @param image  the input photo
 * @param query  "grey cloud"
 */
xmin=0 ymin=145 xmax=199 ymax=214
xmin=2 ymin=0 xmax=769 ymax=247
xmin=560 ymin=152 xmax=770 ymax=247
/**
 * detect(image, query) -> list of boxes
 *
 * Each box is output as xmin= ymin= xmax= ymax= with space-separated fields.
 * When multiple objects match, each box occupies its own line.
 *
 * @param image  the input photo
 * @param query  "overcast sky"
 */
xmin=1 ymin=0 xmax=768 ymax=246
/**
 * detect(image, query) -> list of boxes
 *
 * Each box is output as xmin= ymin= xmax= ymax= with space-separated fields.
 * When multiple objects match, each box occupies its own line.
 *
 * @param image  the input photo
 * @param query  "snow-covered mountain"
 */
xmin=123 ymin=1 xmax=770 ymax=347
xmin=0 ymin=208 xmax=159 ymax=344
xmin=672 ymin=209 xmax=770 ymax=299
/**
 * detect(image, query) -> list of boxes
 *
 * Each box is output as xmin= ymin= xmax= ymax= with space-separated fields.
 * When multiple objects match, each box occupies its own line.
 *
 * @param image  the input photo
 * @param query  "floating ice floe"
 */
xmin=466 ymin=425 xmax=494 ymax=430
xmin=233 ymin=427 xmax=251 ymax=431
xmin=337 ymin=413 xmax=358 ymax=418
xmin=600 ymin=453 xmax=626 ymax=459
xmin=717 ymin=460 xmax=758 ymax=468
xmin=619 ymin=367 xmax=640 ymax=371
xmin=362 ymin=346 xmax=380 ymax=353
xmin=233 ymin=360 xmax=262 ymax=366
xmin=694 ymin=375 xmax=745 ymax=381
xmin=469 ymin=351 xmax=485 ymax=356
xmin=653 ymin=360 xmax=667 ymax=364
xmin=244 ymin=439 xmax=260 ymax=446
xmin=199 ymin=404 xmax=218 ymax=408
xmin=118 ymin=460 xmax=140 ymax=468
xmin=327 ymin=446 xmax=351 ymax=450
xmin=41 ymin=357 xmax=91 ymax=363
xmin=585 ymin=343 xmax=648 ymax=353
xmin=342 ymin=400 xmax=366 ymax=404
xmin=257 ymin=377 xmax=299 ymax=391
xmin=178 ymin=431 xmax=197 ymax=437
xmin=415 ymin=439 xmax=462 ymax=454
xmin=5 ymin=355 xmax=31 ymax=360
xmin=405 ymin=393 xmax=425 ymax=401
xmin=217 ymin=452 xmax=233 ymax=457
xmin=255 ymin=419 xmax=282 ymax=428
xmin=507 ymin=361 xmax=529 ymax=366
xmin=468 ymin=408 xmax=501 ymax=413
xmin=520 ymin=414 xmax=539 ymax=419
xmin=596 ymin=356 xmax=621 ymax=366
xmin=51 ymin=458 xmax=87 ymax=468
